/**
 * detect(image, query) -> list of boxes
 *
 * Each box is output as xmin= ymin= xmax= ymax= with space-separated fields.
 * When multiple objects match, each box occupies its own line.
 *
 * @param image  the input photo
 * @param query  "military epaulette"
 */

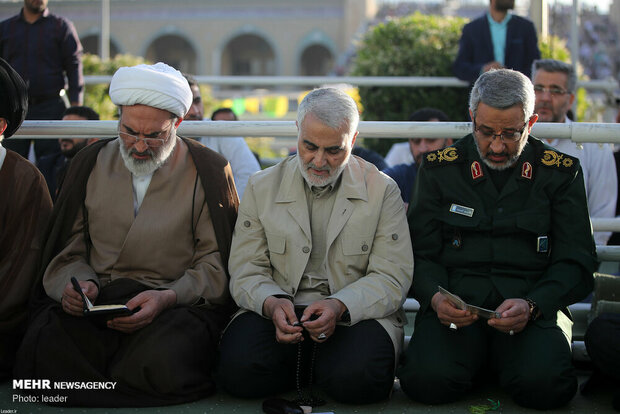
xmin=422 ymin=146 xmax=461 ymax=168
xmin=538 ymin=149 xmax=578 ymax=173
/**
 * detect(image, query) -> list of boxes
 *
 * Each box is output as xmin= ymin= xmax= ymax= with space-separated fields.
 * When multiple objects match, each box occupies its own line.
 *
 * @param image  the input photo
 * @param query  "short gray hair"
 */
xmin=532 ymin=59 xmax=577 ymax=93
xmin=469 ymin=69 xmax=535 ymax=123
xmin=297 ymin=88 xmax=359 ymax=141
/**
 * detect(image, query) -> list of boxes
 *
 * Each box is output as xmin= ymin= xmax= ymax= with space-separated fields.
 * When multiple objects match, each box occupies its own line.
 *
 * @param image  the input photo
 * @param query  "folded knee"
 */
xmin=320 ymin=366 xmax=394 ymax=404
xmin=398 ymin=367 xmax=472 ymax=404
xmin=507 ymin=369 xmax=577 ymax=409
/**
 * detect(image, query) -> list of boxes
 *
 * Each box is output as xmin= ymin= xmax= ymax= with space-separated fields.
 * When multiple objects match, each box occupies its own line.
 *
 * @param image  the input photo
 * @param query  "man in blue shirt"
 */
xmin=382 ymin=108 xmax=452 ymax=209
xmin=453 ymin=0 xmax=540 ymax=83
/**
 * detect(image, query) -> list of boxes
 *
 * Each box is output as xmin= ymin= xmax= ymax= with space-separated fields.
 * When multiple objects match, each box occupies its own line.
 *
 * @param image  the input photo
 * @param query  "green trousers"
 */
xmin=398 ymin=311 xmax=577 ymax=409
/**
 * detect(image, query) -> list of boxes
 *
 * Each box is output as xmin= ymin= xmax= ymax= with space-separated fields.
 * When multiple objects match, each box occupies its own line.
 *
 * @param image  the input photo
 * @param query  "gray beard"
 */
xmin=297 ymin=153 xmax=348 ymax=187
xmin=474 ymin=138 xmax=528 ymax=171
xmin=118 ymin=132 xmax=177 ymax=176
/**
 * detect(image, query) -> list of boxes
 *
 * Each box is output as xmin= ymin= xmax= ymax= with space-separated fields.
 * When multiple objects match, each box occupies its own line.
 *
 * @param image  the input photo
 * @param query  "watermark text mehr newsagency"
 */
xmin=13 ymin=379 xmax=117 ymax=390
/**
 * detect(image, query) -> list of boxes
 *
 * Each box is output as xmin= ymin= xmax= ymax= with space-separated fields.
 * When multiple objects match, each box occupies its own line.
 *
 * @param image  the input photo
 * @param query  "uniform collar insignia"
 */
xmin=471 ymin=160 xmax=483 ymax=180
xmin=521 ymin=161 xmax=533 ymax=179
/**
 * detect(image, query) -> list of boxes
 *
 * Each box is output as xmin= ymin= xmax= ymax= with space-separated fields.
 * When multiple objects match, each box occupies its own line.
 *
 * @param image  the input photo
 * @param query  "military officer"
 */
xmin=398 ymin=69 xmax=597 ymax=410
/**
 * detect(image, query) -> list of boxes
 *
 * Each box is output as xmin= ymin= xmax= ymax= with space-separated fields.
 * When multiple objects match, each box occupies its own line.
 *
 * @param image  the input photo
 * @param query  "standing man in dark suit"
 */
xmin=453 ymin=0 xmax=540 ymax=83
xmin=0 ymin=0 xmax=84 ymax=162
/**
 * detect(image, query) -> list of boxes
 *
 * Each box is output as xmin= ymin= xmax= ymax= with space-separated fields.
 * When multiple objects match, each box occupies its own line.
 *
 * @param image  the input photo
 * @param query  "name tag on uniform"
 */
xmin=537 ymin=236 xmax=549 ymax=253
xmin=449 ymin=204 xmax=474 ymax=217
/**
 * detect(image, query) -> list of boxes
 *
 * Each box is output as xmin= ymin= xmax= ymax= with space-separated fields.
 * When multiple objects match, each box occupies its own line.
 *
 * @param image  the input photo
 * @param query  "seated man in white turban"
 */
xmin=14 ymin=62 xmax=239 ymax=407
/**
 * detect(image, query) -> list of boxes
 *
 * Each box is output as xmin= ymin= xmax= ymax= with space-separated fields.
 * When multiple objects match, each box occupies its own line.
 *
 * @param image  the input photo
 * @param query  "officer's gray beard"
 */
xmin=475 ymin=137 xmax=528 ymax=171
xmin=118 ymin=131 xmax=177 ymax=177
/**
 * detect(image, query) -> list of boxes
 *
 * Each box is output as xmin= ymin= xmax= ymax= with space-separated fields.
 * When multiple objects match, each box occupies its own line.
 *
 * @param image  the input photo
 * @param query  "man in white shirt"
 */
xmin=533 ymin=59 xmax=617 ymax=245
xmin=184 ymin=74 xmax=260 ymax=199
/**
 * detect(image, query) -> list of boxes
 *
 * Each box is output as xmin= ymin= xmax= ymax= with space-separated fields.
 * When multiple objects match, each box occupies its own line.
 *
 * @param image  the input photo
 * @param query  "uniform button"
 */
xmin=361 ymin=244 xmax=369 ymax=252
xmin=243 ymin=220 xmax=251 ymax=227
xmin=302 ymin=246 xmax=310 ymax=253
xmin=392 ymin=233 xmax=398 ymax=241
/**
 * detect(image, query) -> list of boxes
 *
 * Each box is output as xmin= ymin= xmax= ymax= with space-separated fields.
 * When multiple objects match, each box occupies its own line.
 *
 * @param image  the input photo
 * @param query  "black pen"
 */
xmin=70 ymin=276 xmax=93 ymax=312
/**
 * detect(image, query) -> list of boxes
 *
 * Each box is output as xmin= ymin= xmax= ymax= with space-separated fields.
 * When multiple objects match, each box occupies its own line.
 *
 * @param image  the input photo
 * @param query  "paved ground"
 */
xmin=0 ymin=370 xmax=617 ymax=414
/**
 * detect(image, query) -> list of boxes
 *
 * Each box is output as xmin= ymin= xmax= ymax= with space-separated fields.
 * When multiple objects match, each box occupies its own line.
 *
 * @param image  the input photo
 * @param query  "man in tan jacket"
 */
xmin=15 ymin=62 xmax=238 ymax=407
xmin=217 ymin=88 xmax=413 ymax=405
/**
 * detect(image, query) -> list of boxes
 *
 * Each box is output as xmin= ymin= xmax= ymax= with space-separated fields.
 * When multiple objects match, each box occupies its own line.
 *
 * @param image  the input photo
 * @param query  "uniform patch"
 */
xmin=521 ymin=162 xmax=533 ymax=179
xmin=450 ymin=203 xmax=474 ymax=217
xmin=541 ymin=150 xmax=576 ymax=170
xmin=471 ymin=161 xmax=483 ymax=179
xmin=537 ymin=236 xmax=549 ymax=253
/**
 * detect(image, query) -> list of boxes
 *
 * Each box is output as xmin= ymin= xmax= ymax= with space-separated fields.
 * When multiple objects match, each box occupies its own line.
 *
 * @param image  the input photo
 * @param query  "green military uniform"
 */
xmin=398 ymin=134 xmax=597 ymax=409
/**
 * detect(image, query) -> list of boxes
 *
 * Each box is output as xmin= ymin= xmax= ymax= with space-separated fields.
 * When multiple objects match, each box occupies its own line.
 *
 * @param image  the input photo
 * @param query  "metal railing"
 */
xmin=83 ymin=75 xmax=618 ymax=93
xmin=12 ymin=120 xmax=620 ymax=142
xmin=11 ymin=119 xmax=620 ymax=257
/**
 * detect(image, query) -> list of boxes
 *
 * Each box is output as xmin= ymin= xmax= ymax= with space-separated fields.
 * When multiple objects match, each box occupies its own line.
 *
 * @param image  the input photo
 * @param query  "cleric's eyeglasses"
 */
xmin=118 ymin=120 xmax=173 ymax=148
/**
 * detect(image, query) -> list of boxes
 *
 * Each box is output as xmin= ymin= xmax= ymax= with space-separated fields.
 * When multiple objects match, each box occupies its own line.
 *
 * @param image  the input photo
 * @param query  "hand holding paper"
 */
xmin=438 ymin=286 xmax=501 ymax=319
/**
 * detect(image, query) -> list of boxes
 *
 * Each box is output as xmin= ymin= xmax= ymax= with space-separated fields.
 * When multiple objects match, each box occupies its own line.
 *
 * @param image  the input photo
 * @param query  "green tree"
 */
xmin=82 ymin=53 xmax=148 ymax=120
xmin=350 ymin=12 xmax=469 ymax=156
xmin=539 ymin=34 xmax=571 ymax=62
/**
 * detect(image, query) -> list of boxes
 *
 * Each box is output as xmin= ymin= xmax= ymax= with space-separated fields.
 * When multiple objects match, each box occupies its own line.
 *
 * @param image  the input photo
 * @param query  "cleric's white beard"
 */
xmin=118 ymin=132 xmax=177 ymax=176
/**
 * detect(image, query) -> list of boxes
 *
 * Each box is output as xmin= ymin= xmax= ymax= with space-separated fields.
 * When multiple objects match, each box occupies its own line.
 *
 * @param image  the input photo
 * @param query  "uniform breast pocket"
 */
xmin=265 ymin=232 xmax=287 ymax=276
xmin=341 ymin=232 xmax=373 ymax=275
xmin=516 ymin=213 xmax=550 ymax=234
xmin=439 ymin=209 xmax=481 ymax=250
xmin=266 ymin=232 xmax=286 ymax=255
xmin=516 ymin=213 xmax=551 ymax=255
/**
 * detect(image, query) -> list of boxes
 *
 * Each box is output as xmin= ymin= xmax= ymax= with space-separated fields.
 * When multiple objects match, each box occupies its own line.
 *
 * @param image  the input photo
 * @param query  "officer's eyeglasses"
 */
xmin=533 ymin=85 xmax=570 ymax=97
xmin=473 ymin=120 xmax=527 ymax=143
xmin=118 ymin=120 xmax=173 ymax=148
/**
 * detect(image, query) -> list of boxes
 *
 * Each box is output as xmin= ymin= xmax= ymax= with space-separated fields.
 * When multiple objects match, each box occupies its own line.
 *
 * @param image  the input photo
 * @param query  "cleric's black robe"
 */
xmin=0 ymin=149 xmax=52 ymax=380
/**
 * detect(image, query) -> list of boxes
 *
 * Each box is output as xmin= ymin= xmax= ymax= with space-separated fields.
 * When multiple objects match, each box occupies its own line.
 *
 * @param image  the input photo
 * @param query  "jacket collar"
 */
xmin=275 ymin=155 xmax=368 ymax=204
xmin=461 ymin=134 xmax=538 ymax=199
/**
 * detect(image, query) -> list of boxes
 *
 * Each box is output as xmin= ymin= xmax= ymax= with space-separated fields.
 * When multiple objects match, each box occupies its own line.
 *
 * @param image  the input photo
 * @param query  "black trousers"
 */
xmin=398 ymin=311 xmax=577 ymax=410
xmin=3 ymin=96 xmax=64 ymax=162
xmin=585 ymin=313 xmax=620 ymax=380
xmin=216 ymin=312 xmax=395 ymax=404
xmin=14 ymin=279 xmax=228 ymax=407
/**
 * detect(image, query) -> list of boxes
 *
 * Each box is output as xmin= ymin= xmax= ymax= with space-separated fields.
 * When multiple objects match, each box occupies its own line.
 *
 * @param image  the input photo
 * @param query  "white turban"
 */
xmin=109 ymin=62 xmax=192 ymax=118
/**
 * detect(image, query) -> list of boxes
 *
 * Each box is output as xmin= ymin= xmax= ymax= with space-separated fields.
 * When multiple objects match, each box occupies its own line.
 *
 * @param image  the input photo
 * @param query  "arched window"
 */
xmin=300 ymin=44 xmax=333 ymax=76
xmin=80 ymin=34 xmax=120 ymax=58
xmin=221 ymin=34 xmax=275 ymax=76
xmin=145 ymin=35 xmax=196 ymax=74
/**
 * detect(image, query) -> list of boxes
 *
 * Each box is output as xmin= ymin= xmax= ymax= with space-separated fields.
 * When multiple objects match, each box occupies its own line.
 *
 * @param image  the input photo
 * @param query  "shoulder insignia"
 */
xmin=540 ymin=149 xmax=576 ymax=171
xmin=425 ymin=146 xmax=459 ymax=167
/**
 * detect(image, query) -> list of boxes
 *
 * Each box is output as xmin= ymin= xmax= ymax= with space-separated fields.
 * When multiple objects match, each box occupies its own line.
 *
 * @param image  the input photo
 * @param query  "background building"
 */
xmin=0 ymin=0 xmax=376 ymax=77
